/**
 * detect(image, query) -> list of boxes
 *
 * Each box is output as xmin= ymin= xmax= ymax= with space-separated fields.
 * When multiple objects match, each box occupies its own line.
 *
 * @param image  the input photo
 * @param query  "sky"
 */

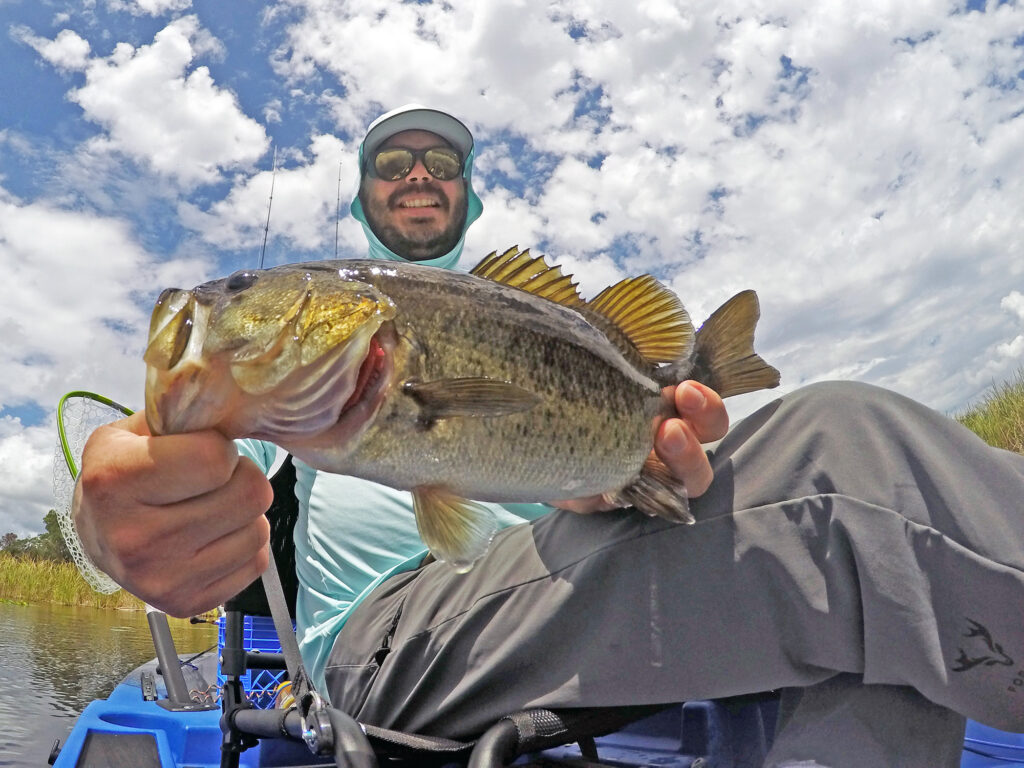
xmin=1 ymin=0 xmax=1023 ymax=537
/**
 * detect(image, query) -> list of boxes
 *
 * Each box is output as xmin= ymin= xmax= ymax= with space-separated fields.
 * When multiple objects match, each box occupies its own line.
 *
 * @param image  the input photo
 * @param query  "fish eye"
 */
xmin=226 ymin=271 xmax=259 ymax=292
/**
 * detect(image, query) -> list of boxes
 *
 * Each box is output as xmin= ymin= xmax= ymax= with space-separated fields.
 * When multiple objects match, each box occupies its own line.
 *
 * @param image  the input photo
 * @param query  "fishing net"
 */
xmin=52 ymin=391 xmax=134 ymax=594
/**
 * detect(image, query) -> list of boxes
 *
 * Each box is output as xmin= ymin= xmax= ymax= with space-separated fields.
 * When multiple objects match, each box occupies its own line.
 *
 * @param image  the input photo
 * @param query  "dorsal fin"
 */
xmin=470 ymin=246 xmax=584 ymax=309
xmin=585 ymin=275 xmax=695 ymax=365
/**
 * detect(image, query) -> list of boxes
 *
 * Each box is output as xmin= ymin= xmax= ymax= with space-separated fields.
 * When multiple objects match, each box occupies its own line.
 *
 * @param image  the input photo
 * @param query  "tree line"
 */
xmin=1 ymin=510 xmax=72 ymax=562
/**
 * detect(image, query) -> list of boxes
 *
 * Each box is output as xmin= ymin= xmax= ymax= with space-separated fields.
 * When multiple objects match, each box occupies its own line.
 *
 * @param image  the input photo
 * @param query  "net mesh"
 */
xmin=52 ymin=392 xmax=133 ymax=594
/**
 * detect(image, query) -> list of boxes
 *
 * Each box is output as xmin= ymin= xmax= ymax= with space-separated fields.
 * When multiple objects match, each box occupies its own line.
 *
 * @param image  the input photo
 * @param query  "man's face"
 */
xmin=359 ymin=129 xmax=468 ymax=261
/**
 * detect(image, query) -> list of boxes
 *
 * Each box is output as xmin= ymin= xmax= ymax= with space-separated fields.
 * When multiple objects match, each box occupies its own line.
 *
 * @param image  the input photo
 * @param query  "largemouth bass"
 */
xmin=144 ymin=246 xmax=779 ymax=570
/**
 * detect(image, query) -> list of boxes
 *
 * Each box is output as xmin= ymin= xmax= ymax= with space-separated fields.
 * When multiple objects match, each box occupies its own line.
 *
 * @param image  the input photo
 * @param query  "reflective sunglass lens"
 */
xmin=424 ymin=149 xmax=460 ymax=180
xmin=374 ymin=150 xmax=414 ymax=181
xmin=372 ymin=147 xmax=462 ymax=181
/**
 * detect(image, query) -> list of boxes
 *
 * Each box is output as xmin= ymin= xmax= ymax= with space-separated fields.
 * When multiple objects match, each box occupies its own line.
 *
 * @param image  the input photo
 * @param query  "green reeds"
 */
xmin=0 ymin=553 xmax=145 ymax=609
xmin=955 ymin=371 xmax=1024 ymax=455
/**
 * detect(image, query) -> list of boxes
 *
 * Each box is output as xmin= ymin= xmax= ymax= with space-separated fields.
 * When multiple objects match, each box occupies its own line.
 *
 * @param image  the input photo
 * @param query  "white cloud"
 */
xmin=997 ymin=335 xmax=1024 ymax=360
xmin=105 ymin=0 xmax=193 ymax=16
xmin=0 ymin=192 xmax=209 ymax=415
xmin=0 ymin=186 xmax=210 ymax=536
xmin=273 ymin=0 xmax=577 ymax=139
xmin=465 ymin=187 xmax=548 ymax=271
xmin=0 ymin=419 xmax=56 ymax=537
xmin=1002 ymin=291 xmax=1024 ymax=321
xmin=180 ymin=134 xmax=352 ymax=253
xmin=12 ymin=26 xmax=92 ymax=71
xmin=0 ymin=129 xmax=34 ymax=158
xmin=995 ymin=291 xmax=1024 ymax=365
xmin=0 ymin=184 xmax=216 ymax=533
xmin=33 ymin=16 xmax=269 ymax=186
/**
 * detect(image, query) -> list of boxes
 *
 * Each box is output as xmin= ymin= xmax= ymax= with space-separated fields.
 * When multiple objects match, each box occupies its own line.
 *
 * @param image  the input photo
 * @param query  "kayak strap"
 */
xmin=261 ymin=544 xmax=311 ymax=703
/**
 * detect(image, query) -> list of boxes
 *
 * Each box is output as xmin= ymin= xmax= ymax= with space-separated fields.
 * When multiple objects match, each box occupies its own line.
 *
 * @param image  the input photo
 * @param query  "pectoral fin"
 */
xmin=412 ymin=486 xmax=498 ymax=572
xmin=611 ymin=455 xmax=693 ymax=524
xmin=403 ymin=378 xmax=541 ymax=421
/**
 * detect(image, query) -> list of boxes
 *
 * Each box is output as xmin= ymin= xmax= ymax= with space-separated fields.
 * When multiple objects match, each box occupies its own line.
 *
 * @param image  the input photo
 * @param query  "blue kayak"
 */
xmin=51 ymin=620 xmax=1024 ymax=768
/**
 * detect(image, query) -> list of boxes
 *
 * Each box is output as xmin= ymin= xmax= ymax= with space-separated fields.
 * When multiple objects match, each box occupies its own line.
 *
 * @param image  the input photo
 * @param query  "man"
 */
xmin=73 ymin=105 xmax=1024 ymax=767
xmin=352 ymin=107 xmax=480 ymax=264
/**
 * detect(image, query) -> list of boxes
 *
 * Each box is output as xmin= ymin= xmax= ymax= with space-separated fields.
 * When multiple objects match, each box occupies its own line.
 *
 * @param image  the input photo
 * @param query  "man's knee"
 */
xmin=782 ymin=379 xmax=894 ymax=410
xmin=778 ymin=379 xmax=917 ymax=431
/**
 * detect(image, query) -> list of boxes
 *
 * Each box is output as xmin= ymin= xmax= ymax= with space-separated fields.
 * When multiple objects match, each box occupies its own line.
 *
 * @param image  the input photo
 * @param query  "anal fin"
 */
xmin=612 ymin=455 xmax=693 ymax=524
xmin=412 ymin=486 xmax=498 ymax=572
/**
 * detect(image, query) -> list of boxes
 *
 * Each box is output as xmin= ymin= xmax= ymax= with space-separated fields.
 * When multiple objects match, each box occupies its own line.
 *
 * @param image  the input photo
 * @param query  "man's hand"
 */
xmin=554 ymin=381 xmax=728 ymax=514
xmin=73 ymin=411 xmax=274 ymax=617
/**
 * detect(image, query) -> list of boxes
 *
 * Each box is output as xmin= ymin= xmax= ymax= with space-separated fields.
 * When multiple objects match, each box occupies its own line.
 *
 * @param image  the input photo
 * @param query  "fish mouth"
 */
xmin=249 ymin=323 xmax=395 ymax=444
xmin=266 ymin=324 xmax=396 ymax=462
xmin=337 ymin=335 xmax=385 ymax=417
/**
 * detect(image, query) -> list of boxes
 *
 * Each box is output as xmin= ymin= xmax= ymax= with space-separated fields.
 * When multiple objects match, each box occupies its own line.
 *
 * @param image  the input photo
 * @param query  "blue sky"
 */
xmin=1 ymin=0 xmax=1023 ymax=536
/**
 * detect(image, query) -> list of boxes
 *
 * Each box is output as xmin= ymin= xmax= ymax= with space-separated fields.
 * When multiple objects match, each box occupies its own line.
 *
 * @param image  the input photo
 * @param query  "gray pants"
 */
xmin=325 ymin=381 xmax=1024 ymax=766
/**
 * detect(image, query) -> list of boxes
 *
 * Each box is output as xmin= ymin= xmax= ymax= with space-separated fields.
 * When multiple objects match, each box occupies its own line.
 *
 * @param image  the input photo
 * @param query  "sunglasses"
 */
xmin=368 ymin=146 xmax=464 ymax=182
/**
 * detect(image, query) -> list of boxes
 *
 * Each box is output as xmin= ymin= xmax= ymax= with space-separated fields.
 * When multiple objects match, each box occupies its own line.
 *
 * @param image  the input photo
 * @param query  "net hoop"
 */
xmin=52 ymin=391 xmax=135 ymax=594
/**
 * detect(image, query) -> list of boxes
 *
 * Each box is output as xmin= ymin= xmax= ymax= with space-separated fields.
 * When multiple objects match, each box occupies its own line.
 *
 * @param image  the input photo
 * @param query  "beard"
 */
xmin=360 ymin=182 xmax=469 ymax=262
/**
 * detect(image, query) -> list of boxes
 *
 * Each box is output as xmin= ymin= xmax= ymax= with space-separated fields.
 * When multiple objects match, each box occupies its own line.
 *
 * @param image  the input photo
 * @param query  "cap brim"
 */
xmin=363 ymin=107 xmax=473 ymax=159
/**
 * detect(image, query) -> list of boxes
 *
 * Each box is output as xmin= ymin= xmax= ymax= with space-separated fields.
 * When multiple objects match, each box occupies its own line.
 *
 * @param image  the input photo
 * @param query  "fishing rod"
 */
xmin=259 ymin=145 xmax=278 ymax=270
xmin=335 ymin=160 xmax=343 ymax=259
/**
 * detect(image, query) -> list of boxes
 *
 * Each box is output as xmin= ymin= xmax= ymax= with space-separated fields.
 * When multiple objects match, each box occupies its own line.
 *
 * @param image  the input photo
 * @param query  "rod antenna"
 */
xmin=334 ymin=160 xmax=343 ymax=258
xmin=259 ymin=145 xmax=278 ymax=269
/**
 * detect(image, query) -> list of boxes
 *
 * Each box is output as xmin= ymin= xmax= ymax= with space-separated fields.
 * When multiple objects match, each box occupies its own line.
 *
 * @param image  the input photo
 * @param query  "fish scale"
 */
xmin=332 ymin=265 xmax=660 ymax=500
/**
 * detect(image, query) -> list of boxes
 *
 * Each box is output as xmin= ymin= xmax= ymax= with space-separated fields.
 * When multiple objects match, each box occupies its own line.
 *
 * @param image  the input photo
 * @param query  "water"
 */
xmin=0 ymin=602 xmax=217 ymax=768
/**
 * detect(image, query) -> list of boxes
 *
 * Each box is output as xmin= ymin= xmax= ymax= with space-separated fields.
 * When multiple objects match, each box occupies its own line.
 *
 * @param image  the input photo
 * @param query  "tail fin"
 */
xmin=657 ymin=290 xmax=780 ymax=398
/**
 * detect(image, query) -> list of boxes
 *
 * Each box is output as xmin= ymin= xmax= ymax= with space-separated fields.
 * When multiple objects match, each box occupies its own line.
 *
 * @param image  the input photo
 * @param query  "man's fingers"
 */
xmin=180 ymin=517 xmax=272 ymax=615
xmin=654 ymin=418 xmax=715 ymax=498
xmin=152 ymin=543 xmax=271 ymax=618
xmin=179 ymin=547 xmax=272 ymax=618
xmin=193 ymin=515 xmax=271 ymax=579
xmin=139 ymin=431 xmax=242 ymax=505
xmin=161 ymin=458 xmax=274 ymax=548
xmin=559 ymin=380 xmax=729 ymax=511
xmin=185 ymin=548 xmax=272 ymax=622
xmin=551 ymin=494 xmax=620 ymax=514
xmin=121 ymin=515 xmax=271 ymax=617
xmin=80 ymin=411 xmax=241 ymax=507
xmin=669 ymin=381 xmax=729 ymax=443
xmin=72 ymin=409 xmax=276 ymax=617
xmin=100 ymin=456 xmax=273 ymax=574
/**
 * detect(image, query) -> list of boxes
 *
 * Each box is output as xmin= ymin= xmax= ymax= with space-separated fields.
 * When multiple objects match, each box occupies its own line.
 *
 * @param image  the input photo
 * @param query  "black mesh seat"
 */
xmin=224 ymin=454 xmax=300 ymax=619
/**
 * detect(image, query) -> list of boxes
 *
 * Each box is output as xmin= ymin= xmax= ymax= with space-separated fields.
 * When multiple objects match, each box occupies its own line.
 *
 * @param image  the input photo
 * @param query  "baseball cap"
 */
xmin=361 ymin=104 xmax=474 ymax=159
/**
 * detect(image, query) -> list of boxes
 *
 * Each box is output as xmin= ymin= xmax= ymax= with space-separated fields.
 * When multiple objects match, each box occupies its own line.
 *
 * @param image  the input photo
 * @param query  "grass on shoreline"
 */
xmin=954 ymin=371 xmax=1024 ymax=454
xmin=0 ymin=553 xmax=146 ymax=610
